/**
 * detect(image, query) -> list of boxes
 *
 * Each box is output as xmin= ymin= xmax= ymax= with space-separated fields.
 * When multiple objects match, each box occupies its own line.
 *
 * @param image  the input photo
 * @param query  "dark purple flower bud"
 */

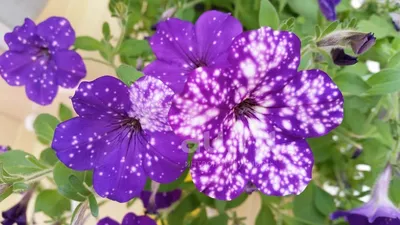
xmin=1 ymin=188 xmax=34 ymax=225
xmin=350 ymin=32 xmax=376 ymax=55
xmin=351 ymin=148 xmax=363 ymax=159
xmin=331 ymin=165 xmax=400 ymax=224
xmin=331 ymin=48 xmax=358 ymax=66
xmin=390 ymin=13 xmax=400 ymax=32
xmin=318 ymin=0 xmax=341 ymax=21
xmin=140 ymin=189 xmax=181 ymax=214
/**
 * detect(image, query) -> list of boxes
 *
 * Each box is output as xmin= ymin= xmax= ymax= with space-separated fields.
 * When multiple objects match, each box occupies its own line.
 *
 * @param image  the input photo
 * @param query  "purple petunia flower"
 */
xmin=0 ymin=17 xmax=86 ymax=105
xmin=144 ymin=10 xmax=243 ymax=93
xmin=318 ymin=0 xmax=341 ymax=21
xmin=169 ymin=27 xmax=344 ymax=200
xmin=51 ymin=75 xmax=188 ymax=202
xmin=140 ymin=189 xmax=181 ymax=214
xmin=97 ymin=213 xmax=156 ymax=225
xmin=331 ymin=165 xmax=400 ymax=224
xmin=1 ymin=188 xmax=34 ymax=225
xmin=0 ymin=146 xmax=8 ymax=153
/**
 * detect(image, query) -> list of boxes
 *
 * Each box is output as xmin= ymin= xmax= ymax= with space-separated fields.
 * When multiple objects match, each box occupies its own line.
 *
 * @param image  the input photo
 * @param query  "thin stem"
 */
xmin=24 ymin=168 xmax=53 ymax=183
xmin=82 ymin=57 xmax=116 ymax=69
xmin=181 ymin=0 xmax=204 ymax=10
xmin=333 ymin=130 xmax=363 ymax=149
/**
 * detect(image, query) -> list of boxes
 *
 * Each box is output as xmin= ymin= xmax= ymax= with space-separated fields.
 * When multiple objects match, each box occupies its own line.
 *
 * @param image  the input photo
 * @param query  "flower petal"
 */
xmin=52 ymin=50 xmax=86 ymax=88
xmin=147 ymin=18 xmax=196 ymax=66
xmin=143 ymin=131 xmax=187 ymax=183
xmin=24 ymin=65 xmax=58 ymax=105
xmin=0 ymin=51 xmax=34 ymax=86
xmin=52 ymin=117 xmax=121 ymax=170
xmin=318 ymin=0 xmax=337 ymax=21
xmin=169 ymin=67 xmax=236 ymax=142
xmin=195 ymin=10 xmax=242 ymax=65
xmin=93 ymin=134 xmax=147 ymax=202
xmin=143 ymin=60 xmax=188 ymax=93
xmin=228 ymin=27 xmax=301 ymax=93
xmin=261 ymin=70 xmax=344 ymax=138
xmin=140 ymin=189 xmax=182 ymax=212
xmin=36 ymin=17 xmax=75 ymax=50
xmin=72 ymin=76 xmax=131 ymax=119
xmin=97 ymin=217 xmax=119 ymax=225
xmin=4 ymin=18 xmax=38 ymax=52
xmin=122 ymin=213 xmax=156 ymax=225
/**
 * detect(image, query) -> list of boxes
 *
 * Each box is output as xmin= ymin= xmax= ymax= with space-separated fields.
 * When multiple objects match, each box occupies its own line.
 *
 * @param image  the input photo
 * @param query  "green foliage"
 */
xmin=74 ymin=36 xmax=104 ymax=51
xmin=35 ymin=190 xmax=71 ymax=218
xmin=259 ymin=0 xmax=280 ymax=29
xmin=58 ymin=103 xmax=73 ymax=122
xmin=33 ymin=114 xmax=60 ymax=145
xmin=116 ymin=64 xmax=144 ymax=85
xmin=255 ymin=204 xmax=276 ymax=225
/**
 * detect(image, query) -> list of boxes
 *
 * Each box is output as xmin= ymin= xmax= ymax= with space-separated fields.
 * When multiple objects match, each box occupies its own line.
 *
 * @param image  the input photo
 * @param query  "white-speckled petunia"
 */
xmin=144 ymin=10 xmax=243 ymax=93
xmin=0 ymin=17 xmax=86 ymax=105
xmin=52 ymin=76 xmax=187 ymax=203
xmin=97 ymin=212 xmax=156 ymax=225
xmin=169 ymin=27 xmax=344 ymax=200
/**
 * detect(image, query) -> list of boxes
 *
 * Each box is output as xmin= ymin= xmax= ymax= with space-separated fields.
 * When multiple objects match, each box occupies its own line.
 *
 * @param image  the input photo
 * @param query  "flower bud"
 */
xmin=351 ymin=148 xmax=363 ymax=159
xmin=318 ymin=30 xmax=376 ymax=55
xmin=331 ymin=48 xmax=358 ymax=66
xmin=136 ymin=57 xmax=144 ymax=71
xmin=390 ymin=12 xmax=400 ymax=32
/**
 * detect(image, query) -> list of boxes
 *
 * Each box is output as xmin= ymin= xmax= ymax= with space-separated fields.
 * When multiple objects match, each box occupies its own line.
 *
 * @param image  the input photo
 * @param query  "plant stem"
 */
xmin=82 ymin=57 xmax=116 ymax=69
xmin=333 ymin=130 xmax=363 ymax=149
xmin=24 ymin=168 xmax=53 ymax=183
xmin=181 ymin=0 xmax=204 ymax=10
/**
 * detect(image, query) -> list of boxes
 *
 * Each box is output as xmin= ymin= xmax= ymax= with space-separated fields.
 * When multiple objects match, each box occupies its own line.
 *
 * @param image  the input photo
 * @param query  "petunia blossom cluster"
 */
xmin=49 ymin=10 xmax=344 ymax=204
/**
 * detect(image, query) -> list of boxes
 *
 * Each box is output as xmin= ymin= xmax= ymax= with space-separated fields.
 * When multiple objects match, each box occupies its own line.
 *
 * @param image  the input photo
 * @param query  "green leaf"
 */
xmin=215 ymin=200 xmax=227 ymax=214
xmin=390 ymin=178 xmax=400 ymax=205
xmin=12 ymin=182 xmax=29 ymax=193
xmin=74 ymin=36 xmax=103 ymax=51
xmin=313 ymin=185 xmax=335 ymax=216
xmin=256 ymin=204 xmax=276 ymax=225
xmin=259 ymin=0 xmax=280 ymax=29
xmin=0 ymin=150 xmax=42 ymax=175
xmin=39 ymin=148 xmax=59 ymax=166
xmin=387 ymin=51 xmax=400 ymax=69
xmin=88 ymin=194 xmax=99 ymax=217
xmin=33 ymin=114 xmax=60 ymax=145
xmin=53 ymin=162 xmax=88 ymax=201
xmin=314 ymin=25 xmax=321 ymax=39
xmin=321 ymin=21 xmax=339 ymax=37
xmin=287 ymin=0 xmax=319 ymax=22
xmin=358 ymin=15 xmax=397 ymax=39
xmin=207 ymin=214 xmax=229 ymax=225
xmin=116 ymin=64 xmax=144 ymax=86
xmin=334 ymin=74 xmax=371 ymax=95
xmin=0 ymin=185 xmax=13 ymax=202
xmin=367 ymin=69 xmax=400 ymax=95
xmin=191 ymin=207 xmax=207 ymax=225
xmin=168 ymin=193 xmax=201 ymax=225
xmin=102 ymin=22 xmax=111 ymax=41
xmin=119 ymin=39 xmax=152 ymax=57
xmin=293 ymin=183 xmax=326 ymax=224
xmin=35 ymin=189 xmax=71 ymax=217
xmin=58 ymin=103 xmax=73 ymax=121
xmin=69 ymin=175 xmax=91 ymax=196
xmin=226 ymin=193 xmax=249 ymax=209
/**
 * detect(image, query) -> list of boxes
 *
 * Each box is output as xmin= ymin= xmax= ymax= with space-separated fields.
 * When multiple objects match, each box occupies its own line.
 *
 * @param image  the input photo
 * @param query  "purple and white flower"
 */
xmin=1 ymin=187 xmax=34 ymax=225
xmin=97 ymin=212 xmax=156 ymax=225
xmin=331 ymin=165 xmax=400 ymax=225
xmin=318 ymin=0 xmax=341 ymax=21
xmin=0 ymin=17 xmax=86 ymax=105
xmin=140 ymin=189 xmax=181 ymax=214
xmin=169 ymin=27 xmax=344 ymax=200
xmin=0 ymin=146 xmax=8 ymax=153
xmin=144 ymin=10 xmax=243 ymax=93
xmin=52 ymin=76 xmax=187 ymax=202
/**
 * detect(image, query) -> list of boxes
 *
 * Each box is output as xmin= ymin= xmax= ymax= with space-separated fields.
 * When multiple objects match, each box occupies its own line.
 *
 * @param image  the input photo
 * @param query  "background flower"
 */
xmin=97 ymin=213 xmax=156 ymax=225
xmin=140 ymin=189 xmax=181 ymax=214
xmin=0 ymin=17 xmax=86 ymax=105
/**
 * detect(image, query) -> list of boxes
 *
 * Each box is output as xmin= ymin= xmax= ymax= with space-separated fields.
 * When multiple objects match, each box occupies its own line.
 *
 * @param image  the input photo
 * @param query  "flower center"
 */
xmin=234 ymin=98 xmax=257 ymax=119
xmin=123 ymin=117 xmax=143 ymax=132
xmin=193 ymin=60 xmax=207 ymax=68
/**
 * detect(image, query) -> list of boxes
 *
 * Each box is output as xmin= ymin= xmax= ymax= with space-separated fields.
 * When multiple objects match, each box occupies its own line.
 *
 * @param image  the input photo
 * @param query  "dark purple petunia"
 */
xmin=169 ymin=27 xmax=344 ymax=200
xmin=318 ymin=0 xmax=341 ymax=21
xmin=140 ymin=189 xmax=181 ymax=214
xmin=52 ymin=75 xmax=188 ymax=202
xmin=331 ymin=165 xmax=400 ymax=225
xmin=1 ymin=188 xmax=33 ymax=225
xmin=0 ymin=146 xmax=8 ymax=153
xmin=0 ymin=17 xmax=86 ymax=105
xmin=97 ymin=212 xmax=156 ymax=225
xmin=144 ymin=10 xmax=243 ymax=93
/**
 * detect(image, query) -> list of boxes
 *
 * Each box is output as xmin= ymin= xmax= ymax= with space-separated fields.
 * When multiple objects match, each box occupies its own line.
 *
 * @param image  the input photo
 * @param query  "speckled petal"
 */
xmin=72 ymin=76 xmax=131 ymax=119
xmin=169 ymin=67 xmax=236 ymax=142
xmin=140 ymin=189 xmax=182 ymax=212
xmin=97 ymin=217 xmax=119 ymax=225
xmin=52 ymin=117 xmax=121 ymax=170
xmin=36 ymin=17 xmax=75 ymax=50
xmin=143 ymin=60 xmax=188 ymax=93
xmin=195 ymin=10 xmax=243 ymax=65
xmin=52 ymin=50 xmax=86 ymax=88
xmin=122 ymin=213 xmax=157 ymax=225
xmin=262 ymin=70 xmax=344 ymax=138
xmin=4 ymin=18 xmax=37 ymax=52
xmin=143 ymin=131 xmax=187 ymax=183
xmin=147 ymin=18 xmax=197 ymax=67
xmin=93 ymin=133 xmax=147 ymax=202
xmin=0 ymin=51 xmax=34 ymax=86
xmin=24 ymin=65 xmax=58 ymax=105
xmin=319 ymin=0 xmax=338 ymax=21
xmin=228 ymin=27 xmax=301 ymax=93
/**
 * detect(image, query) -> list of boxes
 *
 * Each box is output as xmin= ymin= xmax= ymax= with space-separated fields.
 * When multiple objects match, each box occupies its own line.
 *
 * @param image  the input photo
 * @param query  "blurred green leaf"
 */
xmin=367 ymin=69 xmax=400 ymax=95
xmin=0 ymin=185 xmax=13 ymax=202
xmin=321 ymin=21 xmax=339 ymax=37
xmin=334 ymin=74 xmax=371 ymax=95
xmin=35 ymin=189 xmax=71 ymax=218
xmin=69 ymin=175 xmax=91 ymax=196
xmin=102 ymin=22 xmax=111 ymax=41
xmin=39 ymin=148 xmax=59 ymax=166
xmin=191 ymin=207 xmax=207 ymax=225
xmin=387 ymin=51 xmax=400 ymax=69
xmin=58 ymin=103 xmax=73 ymax=122
xmin=226 ymin=193 xmax=249 ymax=209
xmin=116 ymin=64 xmax=144 ymax=86
xmin=33 ymin=114 xmax=60 ymax=145
xmin=358 ymin=15 xmax=397 ymax=39
xmin=53 ymin=162 xmax=88 ymax=202
xmin=287 ymin=0 xmax=318 ymax=22
xmin=12 ymin=182 xmax=29 ymax=193
xmin=0 ymin=150 xmax=42 ymax=175
xmin=259 ymin=0 xmax=280 ymax=29
xmin=207 ymin=214 xmax=229 ymax=225
xmin=75 ymin=36 xmax=103 ymax=51
xmin=313 ymin=185 xmax=335 ymax=216
xmin=119 ymin=39 xmax=152 ymax=57
xmin=256 ymin=204 xmax=276 ymax=225
xmin=168 ymin=192 xmax=201 ymax=225
xmin=88 ymin=193 xmax=99 ymax=217
xmin=293 ymin=183 xmax=326 ymax=224
xmin=215 ymin=200 xmax=227 ymax=214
